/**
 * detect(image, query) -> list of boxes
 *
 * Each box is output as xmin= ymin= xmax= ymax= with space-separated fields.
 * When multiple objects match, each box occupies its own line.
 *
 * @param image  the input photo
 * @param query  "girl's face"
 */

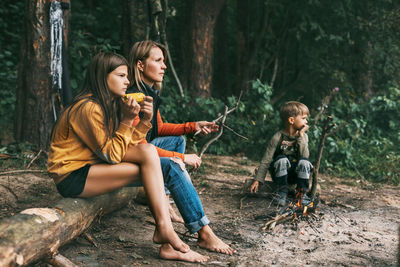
xmin=139 ymin=47 xmax=166 ymax=87
xmin=107 ymin=65 xmax=130 ymax=98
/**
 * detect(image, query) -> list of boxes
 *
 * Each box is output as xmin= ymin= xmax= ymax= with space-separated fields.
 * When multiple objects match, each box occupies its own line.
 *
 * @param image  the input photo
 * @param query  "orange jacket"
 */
xmin=132 ymin=110 xmax=196 ymax=160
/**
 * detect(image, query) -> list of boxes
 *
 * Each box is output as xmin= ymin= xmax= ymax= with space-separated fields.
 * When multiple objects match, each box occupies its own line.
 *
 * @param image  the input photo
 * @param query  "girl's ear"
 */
xmin=288 ymin=116 xmax=295 ymax=125
xmin=137 ymin=60 xmax=144 ymax=72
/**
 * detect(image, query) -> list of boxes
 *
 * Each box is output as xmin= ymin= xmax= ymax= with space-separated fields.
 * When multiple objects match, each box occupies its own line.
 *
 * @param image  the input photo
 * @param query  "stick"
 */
xmin=222 ymin=124 xmax=249 ymax=140
xmin=194 ymin=90 xmax=243 ymax=136
xmin=198 ymin=106 xmax=228 ymax=158
xmin=45 ymin=253 xmax=77 ymax=267
xmin=0 ymin=170 xmax=47 ymax=176
xmin=26 ymin=149 xmax=43 ymax=169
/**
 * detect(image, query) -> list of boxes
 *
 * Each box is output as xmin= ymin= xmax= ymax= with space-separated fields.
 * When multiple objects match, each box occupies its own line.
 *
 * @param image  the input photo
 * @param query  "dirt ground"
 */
xmin=0 ymin=155 xmax=399 ymax=266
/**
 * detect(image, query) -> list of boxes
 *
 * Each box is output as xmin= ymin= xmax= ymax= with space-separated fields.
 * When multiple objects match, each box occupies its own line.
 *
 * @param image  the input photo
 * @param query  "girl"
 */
xmin=127 ymin=41 xmax=236 ymax=255
xmin=47 ymin=52 xmax=208 ymax=263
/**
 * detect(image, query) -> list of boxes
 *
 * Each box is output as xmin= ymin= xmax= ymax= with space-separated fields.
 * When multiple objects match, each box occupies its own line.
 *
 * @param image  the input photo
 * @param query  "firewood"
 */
xmin=0 ymin=187 xmax=139 ymax=266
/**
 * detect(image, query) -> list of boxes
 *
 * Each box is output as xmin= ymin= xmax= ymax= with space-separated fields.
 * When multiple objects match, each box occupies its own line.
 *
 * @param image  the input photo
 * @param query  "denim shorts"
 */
xmin=56 ymin=165 xmax=90 ymax=198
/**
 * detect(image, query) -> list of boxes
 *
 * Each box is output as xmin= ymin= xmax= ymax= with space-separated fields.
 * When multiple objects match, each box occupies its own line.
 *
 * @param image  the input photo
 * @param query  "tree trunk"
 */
xmin=0 ymin=187 xmax=139 ymax=266
xmin=188 ymin=0 xmax=225 ymax=98
xmin=15 ymin=0 xmax=70 ymax=150
xmin=120 ymin=0 xmax=148 ymax=58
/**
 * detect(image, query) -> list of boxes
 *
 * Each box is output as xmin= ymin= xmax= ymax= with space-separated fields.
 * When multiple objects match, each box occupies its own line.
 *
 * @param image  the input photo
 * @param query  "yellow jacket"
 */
xmin=47 ymin=98 xmax=151 ymax=184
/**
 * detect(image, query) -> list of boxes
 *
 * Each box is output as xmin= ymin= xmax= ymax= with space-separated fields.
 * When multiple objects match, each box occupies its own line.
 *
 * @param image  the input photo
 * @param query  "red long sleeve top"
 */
xmin=132 ymin=110 xmax=197 ymax=160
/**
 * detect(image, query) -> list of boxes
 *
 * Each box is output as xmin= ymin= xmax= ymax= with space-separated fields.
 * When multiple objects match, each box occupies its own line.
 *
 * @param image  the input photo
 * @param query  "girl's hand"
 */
xmin=139 ymin=96 xmax=154 ymax=123
xmin=121 ymin=96 xmax=141 ymax=125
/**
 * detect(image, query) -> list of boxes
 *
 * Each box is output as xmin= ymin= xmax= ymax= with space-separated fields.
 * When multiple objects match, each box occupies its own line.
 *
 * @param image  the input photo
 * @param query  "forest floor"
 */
xmin=0 ymin=154 xmax=399 ymax=266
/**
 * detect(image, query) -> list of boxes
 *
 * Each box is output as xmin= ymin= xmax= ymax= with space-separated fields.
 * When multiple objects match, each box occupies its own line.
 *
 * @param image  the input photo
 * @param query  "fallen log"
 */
xmin=0 ymin=187 xmax=139 ymax=266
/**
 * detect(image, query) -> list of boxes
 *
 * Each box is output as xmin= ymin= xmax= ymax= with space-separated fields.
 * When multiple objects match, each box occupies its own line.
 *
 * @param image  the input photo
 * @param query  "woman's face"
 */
xmin=107 ymin=65 xmax=130 ymax=98
xmin=139 ymin=47 xmax=166 ymax=87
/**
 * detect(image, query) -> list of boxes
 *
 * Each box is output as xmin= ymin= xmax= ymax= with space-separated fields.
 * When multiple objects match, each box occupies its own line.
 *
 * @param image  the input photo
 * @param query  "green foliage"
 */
xmin=0 ymin=1 xmax=23 ymax=132
xmin=161 ymin=79 xmax=279 ymax=157
xmin=309 ymin=87 xmax=400 ymax=185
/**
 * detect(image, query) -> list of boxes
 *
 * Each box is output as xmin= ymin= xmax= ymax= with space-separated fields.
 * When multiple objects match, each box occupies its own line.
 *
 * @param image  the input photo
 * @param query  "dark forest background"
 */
xmin=0 ymin=0 xmax=399 ymax=184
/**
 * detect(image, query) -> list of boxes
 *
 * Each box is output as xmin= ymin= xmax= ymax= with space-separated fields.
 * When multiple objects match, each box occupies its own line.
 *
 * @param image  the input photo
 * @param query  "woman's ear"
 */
xmin=137 ymin=60 xmax=144 ymax=72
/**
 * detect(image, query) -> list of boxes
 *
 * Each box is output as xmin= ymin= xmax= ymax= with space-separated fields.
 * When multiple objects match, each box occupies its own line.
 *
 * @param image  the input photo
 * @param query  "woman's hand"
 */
xmin=195 ymin=121 xmax=219 ymax=135
xmin=120 ymin=96 xmax=141 ymax=126
xmin=139 ymin=96 xmax=154 ymax=123
xmin=184 ymin=154 xmax=202 ymax=170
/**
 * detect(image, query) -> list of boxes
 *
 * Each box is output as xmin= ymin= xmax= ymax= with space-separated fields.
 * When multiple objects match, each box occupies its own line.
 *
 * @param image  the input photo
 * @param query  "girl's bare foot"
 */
xmin=169 ymin=203 xmax=184 ymax=223
xmin=153 ymin=224 xmax=190 ymax=253
xmin=198 ymin=225 xmax=236 ymax=255
xmin=159 ymin=244 xmax=209 ymax=263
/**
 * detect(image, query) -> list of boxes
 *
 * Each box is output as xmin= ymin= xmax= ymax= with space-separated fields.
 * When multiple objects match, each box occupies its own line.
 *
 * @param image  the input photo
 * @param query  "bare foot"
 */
xmin=159 ymin=244 xmax=209 ymax=263
xmin=153 ymin=224 xmax=190 ymax=253
xmin=198 ymin=225 xmax=236 ymax=255
xmin=169 ymin=203 xmax=184 ymax=223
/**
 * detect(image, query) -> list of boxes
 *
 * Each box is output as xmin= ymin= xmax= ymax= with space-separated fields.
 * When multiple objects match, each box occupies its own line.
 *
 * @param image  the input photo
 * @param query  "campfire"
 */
xmin=261 ymin=189 xmax=320 ymax=232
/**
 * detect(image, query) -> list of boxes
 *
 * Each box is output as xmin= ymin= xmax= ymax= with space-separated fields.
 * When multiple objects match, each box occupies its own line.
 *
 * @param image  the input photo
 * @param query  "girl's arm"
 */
xmin=71 ymin=102 xmax=150 ymax=164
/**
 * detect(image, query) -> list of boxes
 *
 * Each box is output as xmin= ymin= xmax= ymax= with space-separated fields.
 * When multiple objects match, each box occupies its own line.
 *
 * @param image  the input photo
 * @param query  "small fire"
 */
xmin=303 ymin=206 xmax=308 ymax=215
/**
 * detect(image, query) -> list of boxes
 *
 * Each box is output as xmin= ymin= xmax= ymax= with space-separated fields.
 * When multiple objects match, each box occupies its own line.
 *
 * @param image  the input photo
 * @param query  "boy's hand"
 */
xmin=298 ymin=124 xmax=309 ymax=136
xmin=249 ymin=180 xmax=259 ymax=194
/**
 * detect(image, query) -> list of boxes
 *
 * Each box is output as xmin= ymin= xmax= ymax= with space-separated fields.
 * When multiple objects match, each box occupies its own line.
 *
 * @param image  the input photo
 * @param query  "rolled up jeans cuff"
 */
xmin=185 ymin=215 xmax=210 ymax=234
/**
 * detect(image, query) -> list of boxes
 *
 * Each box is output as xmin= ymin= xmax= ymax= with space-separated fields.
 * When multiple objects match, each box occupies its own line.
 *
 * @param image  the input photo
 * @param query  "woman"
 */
xmin=47 ymin=52 xmax=208 ymax=263
xmin=128 ymin=40 xmax=236 ymax=255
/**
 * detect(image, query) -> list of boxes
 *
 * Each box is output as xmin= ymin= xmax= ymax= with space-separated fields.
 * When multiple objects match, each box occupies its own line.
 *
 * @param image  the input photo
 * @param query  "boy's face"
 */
xmin=290 ymin=114 xmax=308 ymax=131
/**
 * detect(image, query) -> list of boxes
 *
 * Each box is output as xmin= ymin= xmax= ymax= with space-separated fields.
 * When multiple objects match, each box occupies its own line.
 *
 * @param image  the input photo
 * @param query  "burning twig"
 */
xmin=261 ymin=192 xmax=320 ymax=232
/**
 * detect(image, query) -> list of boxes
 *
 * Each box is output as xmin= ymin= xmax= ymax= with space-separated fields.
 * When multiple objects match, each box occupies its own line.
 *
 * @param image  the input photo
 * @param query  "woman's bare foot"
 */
xmin=153 ymin=224 xmax=190 ymax=253
xmin=159 ymin=244 xmax=209 ymax=263
xmin=198 ymin=225 xmax=237 ymax=255
xmin=169 ymin=203 xmax=184 ymax=223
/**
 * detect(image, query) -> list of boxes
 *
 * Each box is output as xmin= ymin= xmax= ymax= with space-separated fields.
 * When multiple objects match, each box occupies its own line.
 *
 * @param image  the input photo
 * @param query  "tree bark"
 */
xmin=0 ymin=187 xmax=139 ymax=266
xmin=188 ymin=0 xmax=225 ymax=98
xmin=15 ymin=0 xmax=70 ymax=150
xmin=120 ymin=0 xmax=148 ymax=58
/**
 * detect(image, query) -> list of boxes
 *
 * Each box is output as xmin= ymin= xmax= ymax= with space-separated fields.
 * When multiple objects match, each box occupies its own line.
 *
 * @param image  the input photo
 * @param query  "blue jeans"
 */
xmin=150 ymin=136 xmax=186 ymax=154
xmin=151 ymin=136 xmax=187 ymax=195
xmin=151 ymin=136 xmax=209 ymax=233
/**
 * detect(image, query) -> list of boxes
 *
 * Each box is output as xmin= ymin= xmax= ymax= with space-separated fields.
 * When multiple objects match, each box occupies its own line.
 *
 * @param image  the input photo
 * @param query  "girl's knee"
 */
xmin=137 ymin=143 xmax=158 ymax=160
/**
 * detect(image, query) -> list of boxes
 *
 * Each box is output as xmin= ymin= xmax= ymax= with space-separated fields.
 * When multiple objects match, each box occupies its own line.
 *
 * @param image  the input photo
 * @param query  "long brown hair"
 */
xmin=128 ymin=40 xmax=167 ymax=91
xmin=55 ymin=52 xmax=128 ymax=141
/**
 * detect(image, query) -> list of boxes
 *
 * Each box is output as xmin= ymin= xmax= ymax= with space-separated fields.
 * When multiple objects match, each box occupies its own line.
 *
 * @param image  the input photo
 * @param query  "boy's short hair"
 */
xmin=280 ymin=101 xmax=309 ymax=122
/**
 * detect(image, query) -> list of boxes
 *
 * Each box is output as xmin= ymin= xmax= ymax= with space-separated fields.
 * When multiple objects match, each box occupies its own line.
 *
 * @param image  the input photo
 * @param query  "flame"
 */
xmin=303 ymin=206 xmax=308 ymax=215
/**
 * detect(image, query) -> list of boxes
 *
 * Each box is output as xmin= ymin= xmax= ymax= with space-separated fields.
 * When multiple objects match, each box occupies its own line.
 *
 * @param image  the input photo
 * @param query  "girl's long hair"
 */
xmin=128 ymin=40 xmax=167 ymax=91
xmin=52 ymin=52 xmax=128 ymax=142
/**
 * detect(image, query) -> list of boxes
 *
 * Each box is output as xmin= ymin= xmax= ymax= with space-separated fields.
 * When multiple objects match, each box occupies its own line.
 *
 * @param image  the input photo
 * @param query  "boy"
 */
xmin=249 ymin=101 xmax=313 ymax=205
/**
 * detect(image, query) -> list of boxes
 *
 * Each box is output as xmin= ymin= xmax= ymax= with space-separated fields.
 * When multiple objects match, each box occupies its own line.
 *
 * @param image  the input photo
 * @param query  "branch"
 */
xmin=222 ymin=123 xmax=248 ymax=140
xmin=0 ymin=170 xmax=47 ymax=176
xmin=199 ymin=106 xmax=228 ymax=158
xmin=194 ymin=90 xmax=243 ymax=136
xmin=26 ymin=149 xmax=43 ymax=169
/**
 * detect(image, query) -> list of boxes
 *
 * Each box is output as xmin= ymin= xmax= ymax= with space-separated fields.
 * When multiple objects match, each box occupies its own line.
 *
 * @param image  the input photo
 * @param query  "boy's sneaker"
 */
xmin=301 ymin=193 xmax=311 ymax=206
xmin=276 ymin=187 xmax=288 ymax=206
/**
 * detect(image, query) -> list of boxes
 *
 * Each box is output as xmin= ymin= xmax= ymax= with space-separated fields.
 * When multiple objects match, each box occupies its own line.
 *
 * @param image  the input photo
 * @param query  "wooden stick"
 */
xmin=45 ymin=253 xmax=77 ymax=267
xmin=26 ymin=149 xmax=43 ymax=169
xmin=0 ymin=170 xmax=47 ymax=176
xmin=194 ymin=90 xmax=243 ymax=136
xmin=199 ymin=106 xmax=228 ymax=158
xmin=222 ymin=124 xmax=249 ymax=140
